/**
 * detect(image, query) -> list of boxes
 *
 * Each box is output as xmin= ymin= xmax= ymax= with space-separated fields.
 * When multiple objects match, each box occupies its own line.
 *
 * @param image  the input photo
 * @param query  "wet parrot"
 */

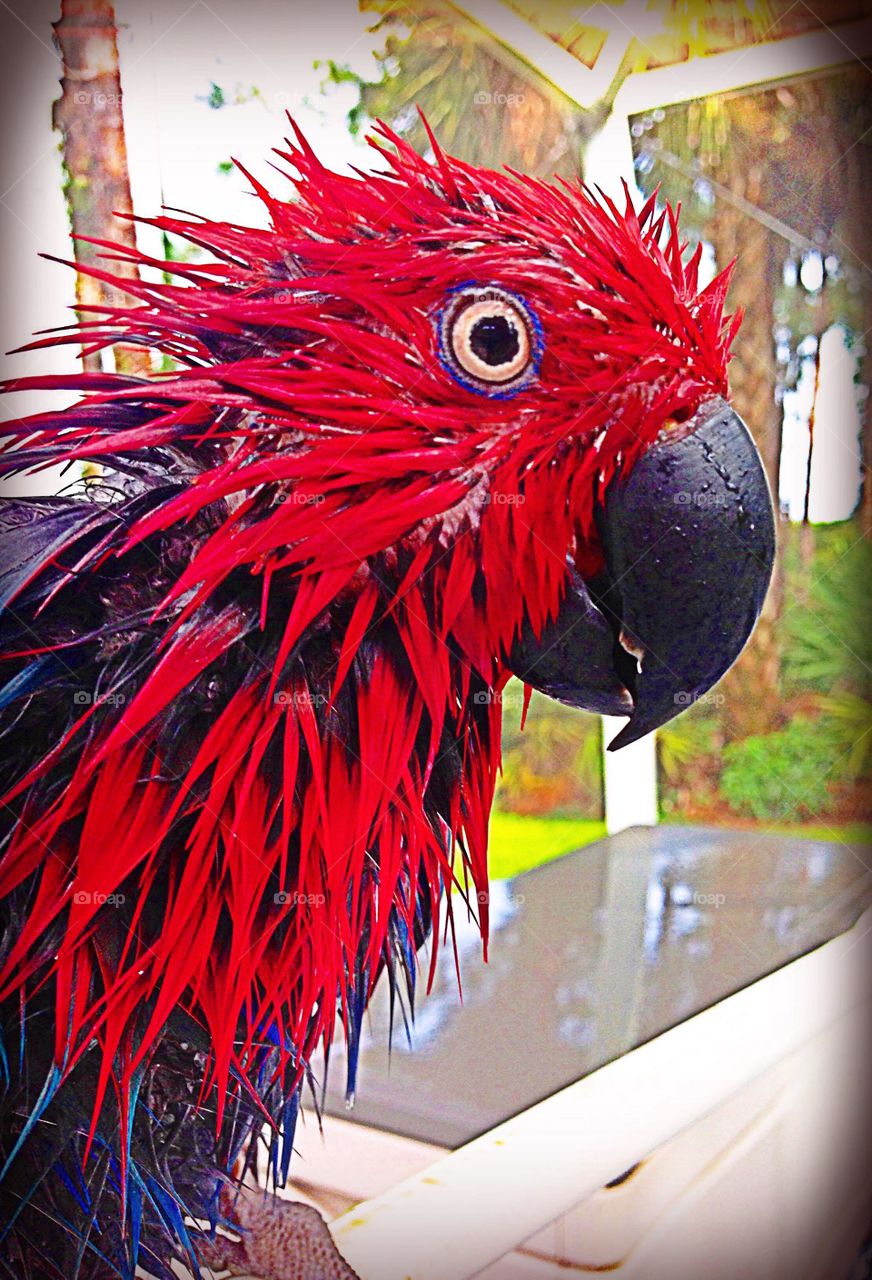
xmin=0 ymin=119 xmax=774 ymax=1278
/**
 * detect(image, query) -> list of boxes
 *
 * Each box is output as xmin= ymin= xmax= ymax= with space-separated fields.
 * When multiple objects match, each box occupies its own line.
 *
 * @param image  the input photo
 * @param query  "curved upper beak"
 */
xmin=508 ymin=397 xmax=776 ymax=750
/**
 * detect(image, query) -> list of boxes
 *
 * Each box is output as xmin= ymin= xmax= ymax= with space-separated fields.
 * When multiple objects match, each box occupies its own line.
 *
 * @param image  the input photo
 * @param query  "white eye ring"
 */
xmin=437 ymin=284 xmax=543 ymax=397
xmin=450 ymin=297 xmax=530 ymax=381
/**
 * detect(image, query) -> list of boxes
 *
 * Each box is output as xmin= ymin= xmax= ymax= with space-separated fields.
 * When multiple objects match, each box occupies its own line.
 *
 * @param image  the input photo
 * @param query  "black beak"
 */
xmin=508 ymin=397 xmax=775 ymax=750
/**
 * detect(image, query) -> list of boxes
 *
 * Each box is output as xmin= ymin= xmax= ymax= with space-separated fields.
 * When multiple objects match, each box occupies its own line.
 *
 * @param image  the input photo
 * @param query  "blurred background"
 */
xmin=1 ymin=0 xmax=869 ymax=873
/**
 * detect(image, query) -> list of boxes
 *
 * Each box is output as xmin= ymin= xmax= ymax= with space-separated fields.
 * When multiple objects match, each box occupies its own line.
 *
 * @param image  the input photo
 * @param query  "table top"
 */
xmin=320 ymin=824 xmax=872 ymax=1148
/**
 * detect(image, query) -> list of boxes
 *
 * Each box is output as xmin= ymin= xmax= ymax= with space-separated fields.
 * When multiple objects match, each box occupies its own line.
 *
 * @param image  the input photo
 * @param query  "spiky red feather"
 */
xmin=0 ymin=119 xmax=737 ymax=1275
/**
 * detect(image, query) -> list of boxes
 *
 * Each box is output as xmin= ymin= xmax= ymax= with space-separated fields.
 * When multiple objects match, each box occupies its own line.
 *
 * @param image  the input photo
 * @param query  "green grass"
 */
xmin=763 ymin=821 xmax=872 ymax=845
xmin=662 ymin=815 xmax=872 ymax=846
xmin=481 ymin=814 xmax=872 ymax=884
xmin=486 ymin=812 xmax=607 ymax=879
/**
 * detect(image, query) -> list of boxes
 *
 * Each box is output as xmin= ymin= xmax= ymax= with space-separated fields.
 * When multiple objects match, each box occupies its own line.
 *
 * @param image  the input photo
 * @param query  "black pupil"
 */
xmin=468 ymin=314 xmax=520 ymax=367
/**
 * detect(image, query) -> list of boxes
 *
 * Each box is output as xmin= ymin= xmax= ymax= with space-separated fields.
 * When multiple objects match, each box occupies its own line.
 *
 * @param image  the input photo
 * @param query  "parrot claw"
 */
xmin=198 ymin=1189 xmax=361 ymax=1280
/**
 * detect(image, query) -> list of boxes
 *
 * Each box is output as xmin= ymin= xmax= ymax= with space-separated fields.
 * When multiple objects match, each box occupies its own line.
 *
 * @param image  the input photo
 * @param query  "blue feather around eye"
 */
xmin=436 ymin=279 xmax=544 ymax=397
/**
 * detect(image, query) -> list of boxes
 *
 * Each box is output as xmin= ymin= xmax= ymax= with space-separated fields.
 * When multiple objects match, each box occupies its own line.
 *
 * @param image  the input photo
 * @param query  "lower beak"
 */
xmin=508 ymin=397 xmax=776 ymax=749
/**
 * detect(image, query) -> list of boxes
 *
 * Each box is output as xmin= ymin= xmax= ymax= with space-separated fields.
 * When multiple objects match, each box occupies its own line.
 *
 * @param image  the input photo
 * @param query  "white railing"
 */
xmin=331 ymin=908 xmax=871 ymax=1279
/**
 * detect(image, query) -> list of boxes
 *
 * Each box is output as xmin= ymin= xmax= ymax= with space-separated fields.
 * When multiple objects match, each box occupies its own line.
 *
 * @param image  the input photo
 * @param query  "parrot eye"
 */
xmin=437 ymin=284 xmax=543 ymax=397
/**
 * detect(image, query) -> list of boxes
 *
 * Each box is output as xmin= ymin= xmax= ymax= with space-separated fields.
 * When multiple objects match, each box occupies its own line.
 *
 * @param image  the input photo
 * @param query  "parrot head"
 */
xmin=205 ymin=117 xmax=774 ymax=748
xmin=5 ymin=116 xmax=776 ymax=755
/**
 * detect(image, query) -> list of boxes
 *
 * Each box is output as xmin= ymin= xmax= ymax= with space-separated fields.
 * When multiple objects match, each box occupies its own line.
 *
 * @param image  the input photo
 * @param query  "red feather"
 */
xmin=0 ymin=120 xmax=737 ymax=1184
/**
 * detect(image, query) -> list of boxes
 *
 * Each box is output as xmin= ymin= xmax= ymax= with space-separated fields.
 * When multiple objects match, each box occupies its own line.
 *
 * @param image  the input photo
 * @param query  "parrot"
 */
xmin=0 ymin=117 xmax=774 ymax=1280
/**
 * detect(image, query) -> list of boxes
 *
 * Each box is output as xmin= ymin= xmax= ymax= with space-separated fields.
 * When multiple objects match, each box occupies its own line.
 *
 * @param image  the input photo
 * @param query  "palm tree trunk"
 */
xmin=53 ymin=0 xmax=149 ymax=376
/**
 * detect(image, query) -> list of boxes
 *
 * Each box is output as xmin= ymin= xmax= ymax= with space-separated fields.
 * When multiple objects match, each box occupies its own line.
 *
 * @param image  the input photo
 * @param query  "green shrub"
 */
xmin=782 ymin=523 xmax=872 ymax=696
xmin=721 ymin=717 xmax=835 ymax=820
xmin=812 ymin=694 xmax=872 ymax=781
xmin=658 ymin=707 xmax=720 ymax=781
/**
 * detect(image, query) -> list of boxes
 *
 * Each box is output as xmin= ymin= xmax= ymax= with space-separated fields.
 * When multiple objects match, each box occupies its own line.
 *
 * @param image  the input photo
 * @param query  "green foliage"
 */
xmin=317 ymin=61 xmax=371 ymax=135
xmin=496 ymin=681 xmax=602 ymax=818
xmin=811 ymin=694 xmax=872 ymax=781
xmin=657 ymin=704 xmax=722 ymax=817
xmin=721 ymin=717 xmax=835 ymax=820
xmin=657 ymin=707 xmax=720 ymax=781
xmin=160 ymin=231 xmax=202 ymax=266
xmin=781 ymin=524 xmax=872 ymax=695
xmin=205 ymin=81 xmax=226 ymax=110
xmin=201 ymin=81 xmax=263 ymax=110
xmin=659 ymin=520 xmax=872 ymax=824
xmin=324 ymin=0 xmax=582 ymax=178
